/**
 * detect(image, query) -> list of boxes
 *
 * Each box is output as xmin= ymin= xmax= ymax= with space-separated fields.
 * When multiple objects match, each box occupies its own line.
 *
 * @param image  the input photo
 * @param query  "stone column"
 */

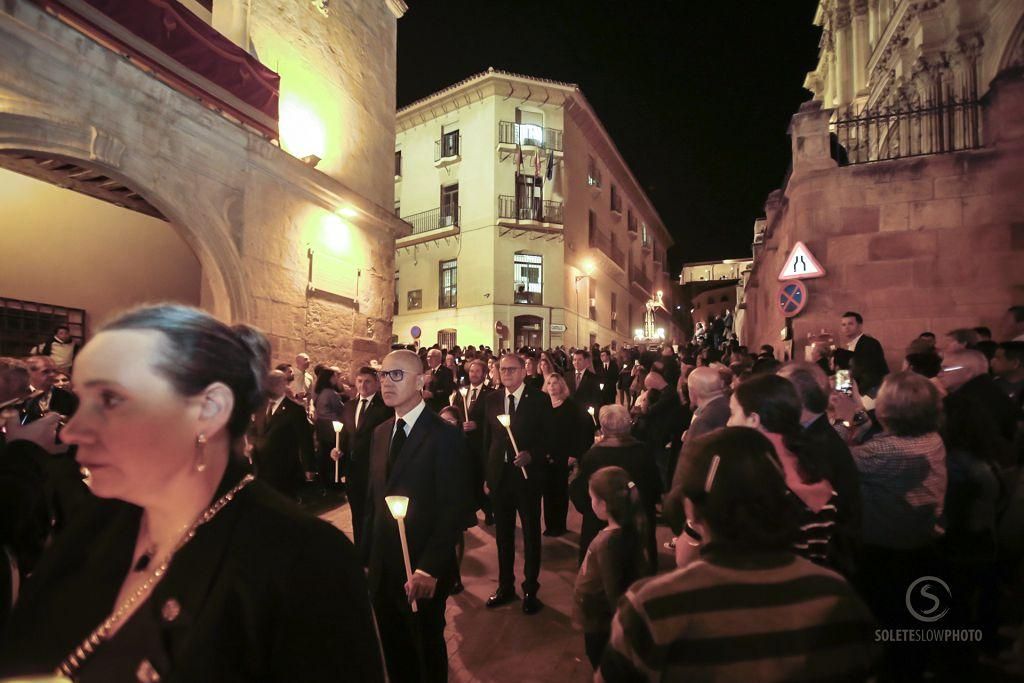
xmin=834 ymin=1 xmax=853 ymax=105
xmin=951 ymin=34 xmax=983 ymax=148
xmin=868 ymin=0 xmax=880 ymax=49
xmin=852 ymin=0 xmax=870 ymax=95
xmin=788 ymin=100 xmax=838 ymax=177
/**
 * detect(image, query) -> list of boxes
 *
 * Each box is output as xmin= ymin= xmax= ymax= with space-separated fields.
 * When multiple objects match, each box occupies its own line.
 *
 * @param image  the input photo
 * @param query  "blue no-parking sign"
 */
xmin=777 ymin=281 xmax=808 ymax=318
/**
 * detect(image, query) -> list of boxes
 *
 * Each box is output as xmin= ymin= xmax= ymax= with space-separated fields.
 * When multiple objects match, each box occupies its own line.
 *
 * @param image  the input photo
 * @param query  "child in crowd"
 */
xmin=574 ymin=466 xmax=650 ymax=668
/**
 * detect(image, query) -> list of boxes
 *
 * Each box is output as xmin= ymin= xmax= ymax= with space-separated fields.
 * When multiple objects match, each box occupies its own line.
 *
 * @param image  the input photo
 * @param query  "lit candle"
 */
xmin=599 ymin=383 xmax=605 ymax=392
xmin=587 ymin=406 xmax=597 ymax=426
xmin=332 ymin=421 xmax=344 ymax=483
xmin=459 ymin=387 xmax=469 ymax=421
xmin=385 ymin=495 xmax=418 ymax=613
xmin=496 ymin=414 xmax=528 ymax=479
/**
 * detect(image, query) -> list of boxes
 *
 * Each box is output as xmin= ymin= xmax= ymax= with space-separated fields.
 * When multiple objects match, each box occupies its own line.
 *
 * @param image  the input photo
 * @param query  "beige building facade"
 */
xmin=0 ymin=0 xmax=408 ymax=370
xmin=739 ymin=0 xmax=1024 ymax=366
xmin=392 ymin=69 xmax=676 ymax=351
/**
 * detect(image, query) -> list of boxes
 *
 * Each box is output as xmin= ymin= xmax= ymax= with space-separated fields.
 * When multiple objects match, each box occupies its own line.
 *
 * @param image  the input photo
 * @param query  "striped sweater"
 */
xmin=597 ymin=546 xmax=878 ymax=682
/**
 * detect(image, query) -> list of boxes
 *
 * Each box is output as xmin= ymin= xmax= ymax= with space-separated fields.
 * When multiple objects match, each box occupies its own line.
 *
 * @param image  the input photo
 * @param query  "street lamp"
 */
xmin=575 ymin=260 xmax=595 ymax=349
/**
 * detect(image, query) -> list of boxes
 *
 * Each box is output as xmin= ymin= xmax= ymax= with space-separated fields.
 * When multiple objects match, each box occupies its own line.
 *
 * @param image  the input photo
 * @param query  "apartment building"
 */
xmin=393 ymin=68 xmax=676 ymax=350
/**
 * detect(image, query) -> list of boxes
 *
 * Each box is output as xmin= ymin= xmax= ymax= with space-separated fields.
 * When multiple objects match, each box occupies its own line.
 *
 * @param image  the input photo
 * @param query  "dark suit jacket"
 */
xmin=425 ymin=365 xmax=455 ymax=413
xmin=663 ymin=394 xmax=732 ymax=533
xmin=596 ymin=360 xmax=620 ymax=404
xmin=945 ymin=374 xmax=1019 ymax=467
xmin=481 ymin=384 xmax=553 ymax=491
xmin=0 ymin=460 xmax=385 ymax=682
xmin=23 ymin=387 xmax=78 ymax=423
xmin=853 ymin=334 xmax=889 ymax=377
xmin=565 ymin=369 xmax=602 ymax=415
xmin=250 ymin=397 xmax=313 ymax=497
xmin=363 ymin=408 xmax=469 ymax=595
xmin=339 ymin=393 xmax=392 ymax=470
xmin=805 ymin=414 xmax=862 ymax=572
xmin=452 ymin=384 xmax=493 ymax=458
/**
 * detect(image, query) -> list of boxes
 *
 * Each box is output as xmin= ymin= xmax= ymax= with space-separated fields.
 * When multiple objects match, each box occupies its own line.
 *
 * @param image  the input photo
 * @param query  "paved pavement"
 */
xmin=321 ymin=501 xmax=675 ymax=683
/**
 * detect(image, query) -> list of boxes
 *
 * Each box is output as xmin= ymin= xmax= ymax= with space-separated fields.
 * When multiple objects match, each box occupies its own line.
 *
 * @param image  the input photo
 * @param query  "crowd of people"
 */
xmin=1 ymin=304 xmax=1024 ymax=681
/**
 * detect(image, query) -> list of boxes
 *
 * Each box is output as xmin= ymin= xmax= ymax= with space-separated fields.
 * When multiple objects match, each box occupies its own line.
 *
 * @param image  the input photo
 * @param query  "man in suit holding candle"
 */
xmin=451 ymin=358 xmax=494 ymax=524
xmin=335 ymin=366 xmax=391 ymax=550
xmin=482 ymin=353 xmax=553 ymax=615
xmin=364 ymin=350 xmax=469 ymax=682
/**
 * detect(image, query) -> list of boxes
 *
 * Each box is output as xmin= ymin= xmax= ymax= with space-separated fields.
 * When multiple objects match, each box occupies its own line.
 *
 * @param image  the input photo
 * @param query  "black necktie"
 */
xmin=470 ymin=387 xmax=478 ymax=408
xmin=388 ymin=418 xmax=407 ymax=478
xmin=507 ymin=393 xmax=515 ymax=415
xmin=357 ymin=398 xmax=367 ymax=428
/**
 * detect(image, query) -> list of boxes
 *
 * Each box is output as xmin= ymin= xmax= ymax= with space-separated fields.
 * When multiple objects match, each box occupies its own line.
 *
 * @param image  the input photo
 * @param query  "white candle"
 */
xmin=587 ymin=406 xmax=597 ymax=426
xmin=497 ymin=414 xmax=528 ymax=479
xmin=332 ymin=421 xmax=344 ymax=482
xmin=459 ymin=387 xmax=469 ymax=421
xmin=385 ymin=495 xmax=418 ymax=613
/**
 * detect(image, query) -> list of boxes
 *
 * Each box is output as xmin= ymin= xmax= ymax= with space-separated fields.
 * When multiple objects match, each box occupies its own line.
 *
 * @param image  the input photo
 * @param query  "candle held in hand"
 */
xmin=385 ymin=495 xmax=418 ymax=613
xmin=497 ymin=414 xmax=528 ymax=479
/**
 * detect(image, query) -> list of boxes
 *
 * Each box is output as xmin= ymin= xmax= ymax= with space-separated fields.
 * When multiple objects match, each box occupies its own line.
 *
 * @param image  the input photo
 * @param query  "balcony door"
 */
xmin=440 ymin=184 xmax=459 ymax=227
xmin=515 ymin=173 xmax=542 ymax=221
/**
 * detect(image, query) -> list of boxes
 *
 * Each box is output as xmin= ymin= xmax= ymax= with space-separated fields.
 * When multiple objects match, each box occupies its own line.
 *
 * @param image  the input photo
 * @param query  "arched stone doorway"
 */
xmin=513 ymin=314 xmax=544 ymax=350
xmin=0 ymin=114 xmax=247 ymax=323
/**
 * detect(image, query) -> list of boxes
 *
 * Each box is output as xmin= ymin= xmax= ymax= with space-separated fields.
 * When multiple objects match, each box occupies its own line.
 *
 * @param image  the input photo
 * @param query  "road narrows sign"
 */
xmin=778 ymin=241 xmax=826 ymax=281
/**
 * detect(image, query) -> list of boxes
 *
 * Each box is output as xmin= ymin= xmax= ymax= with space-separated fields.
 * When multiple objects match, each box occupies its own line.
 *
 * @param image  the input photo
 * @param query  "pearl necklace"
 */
xmin=57 ymin=474 xmax=255 ymax=678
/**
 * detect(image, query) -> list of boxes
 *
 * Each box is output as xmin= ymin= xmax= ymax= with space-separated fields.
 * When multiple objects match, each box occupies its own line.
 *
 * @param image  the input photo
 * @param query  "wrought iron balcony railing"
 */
xmin=498 ymin=195 xmax=563 ymax=224
xmin=402 ymin=206 xmax=460 ymax=235
xmin=498 ymin=121 xmax=564 ymax=152
xmin=831 ymin=92 xmax=981 ymax=165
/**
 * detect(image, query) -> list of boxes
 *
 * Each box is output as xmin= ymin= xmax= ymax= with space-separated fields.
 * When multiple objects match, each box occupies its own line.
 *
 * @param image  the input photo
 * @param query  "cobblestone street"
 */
xmin=322 ymin=501 xmax=675 ymax=683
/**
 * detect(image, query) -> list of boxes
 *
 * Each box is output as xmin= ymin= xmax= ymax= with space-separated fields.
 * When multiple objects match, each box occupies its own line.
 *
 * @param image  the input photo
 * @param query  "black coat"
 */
xmin=569 ymin=438 xmax=662 ymax=565
xmin=805 ymin=414 xmax=863 ymax=573
xmin=250 ymin=397 xmax=313 ymax=498
xmin=23 ymin=387 xmax=78 ymax=423
xmin=481 ymin=384 xmax=553 ymax=491
xmin=452 ymin=384 xmax=493 ymax=458
xmin=425 ymin=365 xmax=455 ymax=413
xmin=595 ymin=360 xmax=620 ymax=404
xmin=852 ymin=334 xmax=889 ymax=377
xmin=565 ymin=369 xmax=602 ymax=415
xmin=0 ymin=461 xmax=385 ymax=682
xmin=363 ymin=408 xmax=469 ymax=594
xmin=339 ymin=393 xmax=392 ymax=471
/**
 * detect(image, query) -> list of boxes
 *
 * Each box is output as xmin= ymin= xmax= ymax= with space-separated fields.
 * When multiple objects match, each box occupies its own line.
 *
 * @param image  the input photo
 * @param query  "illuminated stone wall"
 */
xmin=0 ymin=0 xmax=408 ymax=374
xmin=741 ymin=68 xmax=1024 ymax=365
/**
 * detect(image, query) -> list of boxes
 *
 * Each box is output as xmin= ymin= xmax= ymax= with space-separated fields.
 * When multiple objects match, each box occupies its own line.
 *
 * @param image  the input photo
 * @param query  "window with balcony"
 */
xmin=441 ymin=128 xmax=460 ymax=158
xmin=587 ymin=156 xmax=602 ymax=188
xmin=407 ymin=289 xmax=422 ymax=310
xmin=440 ymin=184 xmax=459 ymax=227
xmin=589 ymin=294 xmax=597 ymax=321
xmin=394 ymin=150 xmax=402 ymax=177
xmin=439 ymin=259 xmax=457 ymax=309
xmin=610 ymin=185 xmax=622 ymax=213
xmin=514 ymin=252 xmax=543 ymax=305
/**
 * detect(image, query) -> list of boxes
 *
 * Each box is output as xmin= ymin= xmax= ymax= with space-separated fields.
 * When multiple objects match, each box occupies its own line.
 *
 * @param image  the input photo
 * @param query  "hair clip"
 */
xmin=704 ymin=454 xmax=721 ymax=493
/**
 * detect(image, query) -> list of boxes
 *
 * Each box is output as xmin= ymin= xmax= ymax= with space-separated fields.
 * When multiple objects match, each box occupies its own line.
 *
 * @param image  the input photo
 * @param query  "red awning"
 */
xmin=37 ymin=0 xmax=280 ymax=138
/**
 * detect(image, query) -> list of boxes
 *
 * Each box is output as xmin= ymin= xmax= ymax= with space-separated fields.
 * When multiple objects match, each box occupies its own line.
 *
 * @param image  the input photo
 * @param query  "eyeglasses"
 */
xmin=376 ymin=369 xmax=407 ymax=382
xmin=498 ymin=366 xmax=523 ymax=374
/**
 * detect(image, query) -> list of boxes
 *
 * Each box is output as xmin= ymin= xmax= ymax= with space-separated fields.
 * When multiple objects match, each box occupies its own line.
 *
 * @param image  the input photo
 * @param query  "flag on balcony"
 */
xmin=533 ymin=147 xmax=542 ymax=177
xmin=545 ymin=150 xmax=555 ymax=181
xmin=514 ymin=144 xmax=523 ymax=171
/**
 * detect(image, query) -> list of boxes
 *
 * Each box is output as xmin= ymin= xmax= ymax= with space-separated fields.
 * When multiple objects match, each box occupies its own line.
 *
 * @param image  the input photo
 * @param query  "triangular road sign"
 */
xmin=778 ymin=241 xmax=826 ymax=281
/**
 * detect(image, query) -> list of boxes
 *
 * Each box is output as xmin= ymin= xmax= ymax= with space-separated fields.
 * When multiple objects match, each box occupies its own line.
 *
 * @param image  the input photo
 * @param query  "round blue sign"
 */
xmin=777 ymin=281 xmax=808 ymax=318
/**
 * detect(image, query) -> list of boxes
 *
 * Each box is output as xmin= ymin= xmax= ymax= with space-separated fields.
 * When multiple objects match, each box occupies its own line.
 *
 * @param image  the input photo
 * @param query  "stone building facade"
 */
xmin=0 ymin=0 xmax=408 ymax=372
xmin=740 ymin=0 xmax=1024 ymax=367
xmin=392 ymin=69 xmax=677 ymax=351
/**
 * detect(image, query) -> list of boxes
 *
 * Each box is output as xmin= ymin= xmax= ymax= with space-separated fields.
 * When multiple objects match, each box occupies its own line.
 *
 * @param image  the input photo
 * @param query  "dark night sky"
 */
xmin=396 ymin=1 xmax=822 ymax=272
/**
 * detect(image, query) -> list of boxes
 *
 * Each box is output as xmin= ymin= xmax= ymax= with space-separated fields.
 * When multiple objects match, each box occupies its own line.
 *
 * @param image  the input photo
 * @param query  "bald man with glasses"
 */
xmin=363 ymin=350 xmax=469 ymax=682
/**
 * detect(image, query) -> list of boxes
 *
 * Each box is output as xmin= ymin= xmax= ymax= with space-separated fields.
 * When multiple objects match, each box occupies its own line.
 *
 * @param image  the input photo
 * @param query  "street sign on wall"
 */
xmin=778 ymin=241 xmax=826 ymax=281
xmin=777 ymin=281 xmax=808 ymax=318
xmin=550 ymin=323 xmax=566 ymax=333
